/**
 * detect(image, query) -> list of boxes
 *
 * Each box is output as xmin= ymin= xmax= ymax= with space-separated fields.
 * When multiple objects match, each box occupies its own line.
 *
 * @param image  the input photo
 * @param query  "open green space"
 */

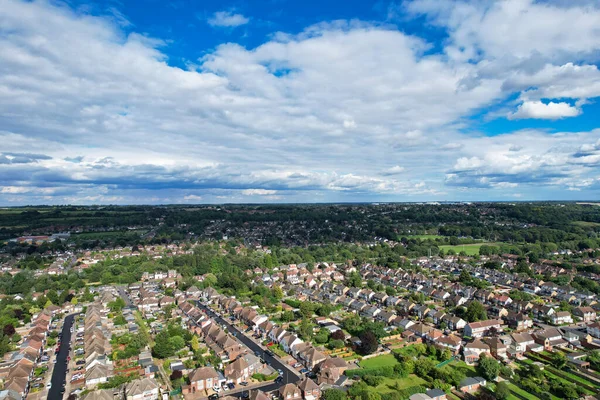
xmin=367 ymin=375 xmax=428 ymax=393
xmin=402 ymin=234 xmax=444 ymax=240
xmin=439 ymin=242 xmax=501 ymax=255
xmin=506 ymin=383 xmax=541 ymax=400
xmin=573 ymin=221 xmax=600 ymax=227
xmin=359 ymin=354 xmax=399 ymax=369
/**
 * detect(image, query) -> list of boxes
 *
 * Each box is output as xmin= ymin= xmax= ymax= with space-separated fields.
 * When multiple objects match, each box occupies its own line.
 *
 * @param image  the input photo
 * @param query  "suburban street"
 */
xmin=195 ymin=302 xmax=301 ymax=396
xmin=116 ymin=285 xmax=135 ymax=307
xmin=48 ymin=313 xmax=75 ymax=400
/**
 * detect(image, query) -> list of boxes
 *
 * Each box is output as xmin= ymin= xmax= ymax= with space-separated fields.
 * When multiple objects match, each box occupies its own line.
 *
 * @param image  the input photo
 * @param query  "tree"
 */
xmin=191 ymin=336 xmax=200 ymax=352
xmin=495 ymin=381 xmax=510 ymax=400
xmin=153 ymin=331 xmax=174 ymax=358
xmin=298 ymin=319 xmax=314 ymax=341
xmin=71 ymin=297 xmax=78 ymax=305
xmin=466 ymin=300 xmax=487 ymax=323
xmin=477 ymin=354 xmax=500 ymax=381
xmin=358 ymin=331 xmax=378 ymax=355
xmin=2 ymin=324 xmax=15 ymax=337
xmin=551 ymin=351 xmax=567 ymax=369
xmin=321 ymin=389 xmax=347 ymax=400
xmin=315 ymin=329 xmax=330 ymax=344
xmin=346 ymin=271 xmax=362 ymax=288
xmin=414 ymin=358 xmax=435 ymax=378
xmin=331 ymin=330 xmax=345 ymax=341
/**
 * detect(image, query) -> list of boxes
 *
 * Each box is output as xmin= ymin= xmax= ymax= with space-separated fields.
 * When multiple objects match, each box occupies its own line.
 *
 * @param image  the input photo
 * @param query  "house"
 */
xmin=458 ymin=377 xmax=486 ymax=393
xmin=189 ymin=366 xmax=219 ymax=394
xmin=81 ymin=389 xmax=117 ymax=400
xmin=533 ymin=328 xmax=568 ymax=351
xmin=425 ymin=389 xmax=447 ymax=400
xmin=85 ymin=363 xmax=109 ymax=387
xmin=224 ymin=357 xmax=250 ymax=383
xmin=316 ymin=358 xmax=348 ymax=385
xmin=442 ymin=315 xmax=466 ymax=331
xmin=550 ymin=311 xmax=573 ymax=325
xmin=573 ymin=307 xmax=597 ymax=322
xmin=463 ymin=319 xmax=502 ymax=338
xmin=279 ymin=383 xmax=302 ymax=400
xmin=435 ymin=335 xmax=462 ymax=355
xmin=297 ymin=377 xmax=321 ymax=400
xmin=507 ymin=332 xmax=540 ymax=358
xmin=125 ymin=378 xmax=160 ymax=400
xmin=587 ymin=322 xmax=600 ymax=338
xmin=250 ymin=390 xmax=270 ymax=400
xmin=503 ymin=312 xmax=533 ymax=331
xmin=484 ymin=337 xmax=507 ymax=359
xmin=463 ymin=339 xmax=490 ymax=365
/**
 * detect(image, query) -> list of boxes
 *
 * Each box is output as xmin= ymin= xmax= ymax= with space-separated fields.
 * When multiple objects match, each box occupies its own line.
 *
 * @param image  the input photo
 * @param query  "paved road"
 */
xmin=116 ymin=285 xmax=135 ymax=308
xmin=195 ymin=302 xmax=300 ymax=396
xmin=48 ymin=313 xmax=76 ymax=400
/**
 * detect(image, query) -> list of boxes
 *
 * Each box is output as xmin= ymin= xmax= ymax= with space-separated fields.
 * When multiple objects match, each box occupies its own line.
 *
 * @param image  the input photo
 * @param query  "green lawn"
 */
xmin=359 ymin=354 xmax=399 ymax=369
xmin=573 ymin=221 xmax=600 ymax=227
xmin=506 ymin=383 xmax=541 ymax=400
xmin=450 ymin=360 xmax=478 ymax=377
xmin=439 ymin=242 xmax=501 ymax=255
xmin=402 ymin=234 xmax=444 ymax=240
xmin=369 ymin=375 xmax=427 ymax=393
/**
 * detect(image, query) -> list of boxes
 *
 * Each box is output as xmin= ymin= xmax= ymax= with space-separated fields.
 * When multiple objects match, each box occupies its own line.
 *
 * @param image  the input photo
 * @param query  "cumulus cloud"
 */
xmin=508 ymin=100 xmax=581 ymax=120
xmin=241 ymin=189 xmax=277 ymax=196
xmin=0 ymin=0 xmax=599 ymax=204
xmin=207 ymin=11 xmax=249 ymax=27
xmin=183 ymin=194 xmax=203 ymax=201
xmin=381 ymin=166 xmax=405 ymax=176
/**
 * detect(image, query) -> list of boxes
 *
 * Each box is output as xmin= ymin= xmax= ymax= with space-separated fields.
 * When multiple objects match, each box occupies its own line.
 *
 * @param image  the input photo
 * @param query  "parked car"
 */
xmin=227 ymin=383 xmax=235 ymax=389
xmin=240 ymin=382 xmax=248 ymax=386
xmin=278 ymin=369 xmax=283 ymax=375
xmin=212 ymin=386 xmax=221 ymax=393
xmin=274 ymin=376 xmax=283 ymax=383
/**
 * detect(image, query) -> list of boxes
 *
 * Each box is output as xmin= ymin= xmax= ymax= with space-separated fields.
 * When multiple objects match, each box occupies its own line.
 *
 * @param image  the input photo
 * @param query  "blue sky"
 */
xmin=0 ymin=0 xmax=599 ymax=205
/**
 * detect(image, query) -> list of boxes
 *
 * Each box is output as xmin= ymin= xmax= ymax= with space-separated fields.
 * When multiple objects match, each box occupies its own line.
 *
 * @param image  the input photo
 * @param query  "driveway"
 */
xmin=48 ymin=313 xmax=76 ymax=400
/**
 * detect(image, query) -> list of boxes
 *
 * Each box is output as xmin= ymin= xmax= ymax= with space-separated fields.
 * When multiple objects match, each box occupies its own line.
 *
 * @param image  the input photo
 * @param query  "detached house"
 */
xmin=464 ymin=319 xmax=502 ymax=338
xmin=573 ymin=307 xmax=597 ymax=322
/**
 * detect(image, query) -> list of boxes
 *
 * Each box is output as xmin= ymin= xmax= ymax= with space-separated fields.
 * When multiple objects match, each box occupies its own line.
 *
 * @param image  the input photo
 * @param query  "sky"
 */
xmin=1 ymin=0 xmax=600 ymax=205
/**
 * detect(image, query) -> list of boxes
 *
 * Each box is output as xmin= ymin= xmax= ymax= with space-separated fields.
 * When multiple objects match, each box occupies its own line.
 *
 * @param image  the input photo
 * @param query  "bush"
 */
xmin=362 ymin=375 xmax=385 ymax=387
xmin=345 ymin=366 xmax=395 ymax=378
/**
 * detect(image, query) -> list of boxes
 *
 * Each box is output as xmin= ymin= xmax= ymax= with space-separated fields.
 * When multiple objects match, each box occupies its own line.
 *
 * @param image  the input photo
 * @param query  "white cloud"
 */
xmin=241 ymin=189 xmax=277 ymax=196
xmin=508 ymin=100 xmax=581 ymax=120
xmin=381 ymin=165 xmax=405 ymax=175
xmin=0 ymin=0 xmax=599 ymax=204
xmin=183 ymin=194 xmax=203 ymax=201
xmin=207 ymin=11 xmax=249 ymax=27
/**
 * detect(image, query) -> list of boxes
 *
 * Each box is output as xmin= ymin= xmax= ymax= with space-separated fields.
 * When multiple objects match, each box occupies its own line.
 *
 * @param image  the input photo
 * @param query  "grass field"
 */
xmin=573 ymin=221 xmax=600 ymax=227
xmin=439 ymin=242 xmax=501 ymax=255
xmin=359 ymin=354 xmax=398 ymax=369
xmin=403 ymin=234 xmax=444 ymax=240
xmin=506 ymin=383 xmax=541 ymax=400
xmin=367 ymin=375 xmax=427 ymax=393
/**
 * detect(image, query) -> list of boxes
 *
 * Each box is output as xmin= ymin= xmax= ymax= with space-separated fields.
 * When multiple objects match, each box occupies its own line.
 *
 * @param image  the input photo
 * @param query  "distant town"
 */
xmin=0 ymin=203 xmax=600 ymax=400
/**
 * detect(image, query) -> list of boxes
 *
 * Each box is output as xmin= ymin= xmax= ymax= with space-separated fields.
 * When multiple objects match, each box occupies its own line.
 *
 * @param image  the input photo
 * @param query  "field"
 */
xmin=573 ymin=221 xmax=600 ymax=227
xmin=402 ymin=234 xmax=444 ymax=240
xmin=369 ymin=375 xmax=428 ymax=393
xmin=359 ymin=354 xmax=398 ymax=369
xmin=439 ymin=242 xmax=500 ymax=255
